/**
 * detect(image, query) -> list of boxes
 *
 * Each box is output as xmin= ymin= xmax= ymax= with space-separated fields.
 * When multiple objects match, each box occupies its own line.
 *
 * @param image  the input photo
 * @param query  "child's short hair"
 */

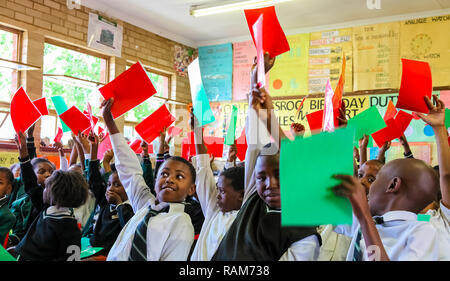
xmin=44 ymin=170 xmax=88 ymax=208
xmin=0 ymin=167 xmax=14 ymax=185
xmin=31 ymin=157 xmax=56 ymax=171
xmin=257 ymin=142 xmax=280 ymax=159
xmin=220 ymin=166 xmax=245 ymax=192
xmin=166 ymin=156 xmax=196 ymax=183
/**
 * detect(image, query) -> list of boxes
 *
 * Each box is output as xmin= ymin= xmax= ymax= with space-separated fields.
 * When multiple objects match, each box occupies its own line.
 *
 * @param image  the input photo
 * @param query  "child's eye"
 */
xmin=358 ymin=173 xmax=363 ymax=178
xmin=256 ymin=176 xmax=265 ymax=182
xmin=368 ymin=177 xmax=375 ymax=183
xmin=176 ymin=174 xmax=184 ymax=180
xmin=161 ymin=172 xmax=168 ymax=177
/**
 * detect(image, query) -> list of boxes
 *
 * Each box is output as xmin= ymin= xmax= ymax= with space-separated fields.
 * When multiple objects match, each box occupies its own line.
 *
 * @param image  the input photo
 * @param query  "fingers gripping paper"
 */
xmin=280 ymin=127 xmax=354 ymax=226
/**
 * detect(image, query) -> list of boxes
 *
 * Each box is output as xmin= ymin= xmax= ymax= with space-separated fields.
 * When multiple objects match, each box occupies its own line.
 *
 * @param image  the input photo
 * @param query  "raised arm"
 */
xmin=140 ymin=140 xmax=155 ymax=195
xmin=101 ymin=98 xmax=155 ymax=212
xmin=417 ymin=95 xmax=450 ymax=209
xmin=376 ymin=141 xmax=391 ymax=164
xmin=359 ymin=135 xmax=369 ymax=165
xmin=53 ymin=141 xmax=68 ymax=171
xmin=87 ymin=131 xmax=107 ymax=206
xmin=399 ymin=134 xmax=414 ymax=159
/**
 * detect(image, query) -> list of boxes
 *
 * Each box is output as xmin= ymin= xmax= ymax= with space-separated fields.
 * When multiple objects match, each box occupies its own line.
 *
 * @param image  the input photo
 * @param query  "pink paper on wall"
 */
xmin=396 ymin=58 xmax=432 ymax=114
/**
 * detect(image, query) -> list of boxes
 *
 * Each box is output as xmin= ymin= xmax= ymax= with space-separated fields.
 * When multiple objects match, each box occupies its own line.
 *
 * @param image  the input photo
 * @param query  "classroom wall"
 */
xmin=0 ymin=0 xmax=194 ymax=157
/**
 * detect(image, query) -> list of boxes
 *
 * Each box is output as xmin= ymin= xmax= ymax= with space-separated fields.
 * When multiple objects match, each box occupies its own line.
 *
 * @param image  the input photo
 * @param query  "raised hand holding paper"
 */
xmin=99 ymin=62 xmax=156 ymax=119
xmin=10 ymin=87 xmax=41 ymax=135
xmin=59 ymin=106 xmax=91 ymax=135
xmin=135 ymin=104 xmax=176 ymax=144
xmin=280 ymin=127 xmax=354 ymax=226
xmin=396 ymin=59 xmax=432 ymax=113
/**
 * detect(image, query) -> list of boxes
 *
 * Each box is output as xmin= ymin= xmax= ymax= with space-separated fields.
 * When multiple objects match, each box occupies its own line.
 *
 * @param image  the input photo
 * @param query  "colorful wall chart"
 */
xmin=269 ymin=33 xmax=309 ymax=97
xmin=353 ymin=22 xmax=401 ymax=91
xmin=198 ymin=43 xmax=233 ymax=101
xmin=400 ymin=15 xmax=450 ymax=87
xmin=308 ymin=28 xmax=353 ymax=94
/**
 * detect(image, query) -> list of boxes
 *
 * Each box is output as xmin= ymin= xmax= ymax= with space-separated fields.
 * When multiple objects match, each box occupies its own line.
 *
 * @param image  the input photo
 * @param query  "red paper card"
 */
xmin=396 ymin=58 xmax=432 ymax=114
xmin=332 ymin=55 xmax=346 ymax=109
xmin=129 ymin=139 xmax=143 ymax=154
xmin=54 ymin=127 xmax=63 ymax=143
xmin=371 ymin=119 xmax=399 ymax=147
xmin=393 ymin=110 xmax=413 ymax=139
xmin=384 ymin=100 xmax=398 ymax=121
xmin=82 ymin=110 xmax=99 ymax=134
xmin=306 ymin=109 xmax=340 ymax=132
xmin=235 ymin=128 xmax=248 ymax=162
xmin=10 ymin=87 xmax=41 ymax=134
xmin=168 ymin=126 xmax=182 ymax=137
xmin=59 ymin=106 xmax=91 ymax=135
xmin=253 ymin=14 xmax=265 ymax=88
xmin=135 ymin=105 xmax=176 ymax=144
xmin=99 ymin=62 xmax=157 ymax=119
xmin=204 ymin=136 xmax=224 ymax=158
xmin=244 ymin=6 xmax=290 ymax=57
xmin=32 ymin=97 xmax=49 ymax=116
xmin=181 ymin=137 xmax=190 ymax=160
xmin=98 ymin=133 xmax=112 ymax=160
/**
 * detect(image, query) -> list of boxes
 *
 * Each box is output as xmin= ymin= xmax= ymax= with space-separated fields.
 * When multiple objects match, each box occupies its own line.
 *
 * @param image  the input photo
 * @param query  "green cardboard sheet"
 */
xmin=280 ymin=127 xmax=354 ymax=226
xmin=50 ymin=96 xmax=71 ymax=133
xmin=347 ymin=106 xmax=386 ymax=147
xmin=80 ymin=237 xmax=103 ymax=259
xmin=445 ymin=108 xmax=450 ymax=129
xmin=0 ymin=246 xmax=16 ymax=261
xmin=224 ymin=105 xmax=238 ymax=145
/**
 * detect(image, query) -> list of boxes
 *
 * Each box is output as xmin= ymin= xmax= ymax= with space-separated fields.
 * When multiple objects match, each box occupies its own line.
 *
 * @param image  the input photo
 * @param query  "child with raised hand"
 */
xmin=0 ymin=167 xmax=15 ymax=246
xmin=189 ymin=112 xmax=245 ymax=261
xmin=12 ymin=131 xmax=88 ymax=261
xmin=84 ymin=131 xmax=134 ymax=254
xmin=101 ymin=98 xmax=196 ymax=261
xmin=331 ymin=95 xmax=448 ymax=261
xmin=211 ymin=56 xmax=321 ymax=261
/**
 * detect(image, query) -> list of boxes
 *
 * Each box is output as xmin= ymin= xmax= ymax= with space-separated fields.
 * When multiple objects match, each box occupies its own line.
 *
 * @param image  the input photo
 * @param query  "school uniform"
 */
xmin=106 ymin=133 xmax=194 ymax=261
xmin=426 ymin=201 xmax=450 ymax=260
xmin=86 ymin=159 xmax=134 ymax=252
xmin=317 ymin=224 xmax=351 ymax=261
xmin=15 ymin=206 xmax=80 ymax=261
xmin=211 ymin=108 xmax=321 ymax=261
xmin=190 ymin=154 xmax=239 ymax=261
xmin=0 ymin=195 xmax=16 ymax=244
xmin=334 ymin=208 xmax=447 ymax=261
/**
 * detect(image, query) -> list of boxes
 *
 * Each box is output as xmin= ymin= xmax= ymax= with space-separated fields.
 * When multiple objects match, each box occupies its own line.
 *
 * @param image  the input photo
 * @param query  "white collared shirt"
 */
xmin=427 ymin=201 xmax=450 ymax=260
xmin=190 ymin=154 xmax=239 ymax=261
xmin=107 ymin=133 xmax=194 ymax=261
xmin=335 ymin=210 xmax=445 ymax=261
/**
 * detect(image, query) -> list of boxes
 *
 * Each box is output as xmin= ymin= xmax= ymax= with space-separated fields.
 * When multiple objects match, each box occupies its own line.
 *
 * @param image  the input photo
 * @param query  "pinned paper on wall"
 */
xmin=59 ymin=106 xmax=91 ymax=135
xmin=244 ymin=6 xmax=290 ymax=58
xmin=135 ymin=105 xmax=176 ymax=144
xmin=99 ymin=62 xmax=156 ymax=119
xmin=32 ymin=97 xmax=48 ymax=116
xmin=51 ymin=96 xmax=71 ymax=133
xmin=224 ymin=105 xmax=238 ymax=145
xmin=396 ymin=59 xmax=432 ymax=113
xmin=253 ymin=14 xmax=265 ymax=88
xmin=187 ymin=58 xmax=216 ymax=126
xmin=10 ymin=87 xmax=41 ymax=135
xmin=280 ymin=127 xmax=354 ymax=226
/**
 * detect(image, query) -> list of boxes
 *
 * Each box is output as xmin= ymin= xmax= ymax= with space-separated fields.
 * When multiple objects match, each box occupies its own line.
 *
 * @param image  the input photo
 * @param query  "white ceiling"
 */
xmin=83 ymin=0 xmax=450 ymax=47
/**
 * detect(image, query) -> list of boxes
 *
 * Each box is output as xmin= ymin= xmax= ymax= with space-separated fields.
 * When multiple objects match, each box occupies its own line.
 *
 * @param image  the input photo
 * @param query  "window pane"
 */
xmin=0 ymin=68 xmax=14 ymax=102
xmin=0 ymin=29 xmax=15 ymax=60
xmin=0 ymin=29 xmax=18 ymax=102
xmin=147 ymin=72 xmax=169 ymax=98
xmin=123 ymin=125 xmax=136 ymax=141
xmin=0 ymin=115 xmax=16 ymax=140
xmin=40 ymin=115 xmax=56 ymax=141
xmin=44 ymin=43 xmax=104 ymax=82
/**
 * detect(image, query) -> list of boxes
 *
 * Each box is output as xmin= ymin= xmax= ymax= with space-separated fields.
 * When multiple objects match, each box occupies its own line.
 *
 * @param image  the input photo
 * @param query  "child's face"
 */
xmin=155 ymin=159 xmax=195 ymax=203
xmin=255 ymin=155 xmax=281 ymax=209
xmin=0 ymin=172 xmax=12 ymax=198
xmin=106 ymin=173 xmax=127 ymax=204
xmin=216 ymin=175 xmax=243 ymax=213
xmin=34 ymin=162 xmax=54 ymax=185
xmin=357 ymin=161 xmax=381 ymax=195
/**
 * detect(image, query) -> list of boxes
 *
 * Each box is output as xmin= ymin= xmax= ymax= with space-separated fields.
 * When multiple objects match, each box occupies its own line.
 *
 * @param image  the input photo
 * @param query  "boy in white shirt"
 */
xmin=332 ymin=95 xmax=450 ymax=261
xmin=101 ymin=98 xmax=196 ymax=261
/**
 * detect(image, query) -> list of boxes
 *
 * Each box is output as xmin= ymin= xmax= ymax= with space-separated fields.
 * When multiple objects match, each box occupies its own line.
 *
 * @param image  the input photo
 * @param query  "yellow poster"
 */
xmin=268 ymin=33 xmax=309 ymax=97
xmin=353 ymin=22 xmax=401 ymax=91
xmin=308 ymin=28 xmax=353 ymax=94
xmin=0 ymin=151 xmax=19 ymax=167
xmin=400 ymin=15 xmax=450 ymax=87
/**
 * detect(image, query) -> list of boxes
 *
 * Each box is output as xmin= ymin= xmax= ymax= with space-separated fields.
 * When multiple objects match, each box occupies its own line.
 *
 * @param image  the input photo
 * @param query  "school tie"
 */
xmin=352 ymin=216 xmax=384 ymax=261
xmin=128 ymin=205 xmax=169 ymax=261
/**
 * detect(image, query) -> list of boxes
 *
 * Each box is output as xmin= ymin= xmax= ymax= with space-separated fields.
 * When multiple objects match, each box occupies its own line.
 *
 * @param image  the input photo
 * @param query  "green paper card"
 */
xmin=225 ymin=105 xmax=238 ymax=145
xmin=0 ymin=246 xmax=16 ymax=261
xmin=445 ymin=108 xmax=450 ymax=129
xmin=417 ymin=214 xmax=431 ymax=222
xmin=80 ymin=237 xmax=103 ymax=259
xmin=280 ymin=127 xmax=354 ymax=226
xmin=347 ymin=106 xmax=386 ymax=146
xmin=51 ymin=96 xmax=71 ymax=133
xmin=193 ymin=87 xmax=216 ymax=126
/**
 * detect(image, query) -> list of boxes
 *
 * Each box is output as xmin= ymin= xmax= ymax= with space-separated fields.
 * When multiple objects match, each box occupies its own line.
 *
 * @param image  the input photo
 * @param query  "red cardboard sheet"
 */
xmin=204 ymin=136 xmax=224 ymax=158
xmin=54 ymin=127 xmax=63 ymax=143
xmin=59 ymin=106 xmax=91 ymax=135
xmin=306 ymin=109 xmax=340 ymax=132
xmin=32 ymin=97 xmax=49 ymax=116
xmin=99 ymin=62 xmax=157 ymax=119
xmin=129 ymin=139 xmax=143 ymax=154
xmin=168 ymin=126 xmax=182 ymax=138
xmin=253 ymin=14 xmax=265 ymax=88
xmin=393 ymin=110 xmax=413 ymax=139
xmin=396 ymin=58 xmax=432 ymax=114
xmin=135 ymin=105 xmax=176 ymax=144
xmin=244 ymin=6 xmax=289 ymax=57
xmin=181 ymin=137 xmax=190 ymax=160
xmin=384 ymin=100 xmax=398 ymax=121
xmin=10 ymin=87 xmax=41 ymax=134
xmin=235 ymin=127 xmax=248 ymax=162
xmin=98 ymin=133 xmax=112 ymax=160
xmin=371 ymin=112 xmax=412 ymax=147
xmin=332 ymin=55 xmax=346 ymax=109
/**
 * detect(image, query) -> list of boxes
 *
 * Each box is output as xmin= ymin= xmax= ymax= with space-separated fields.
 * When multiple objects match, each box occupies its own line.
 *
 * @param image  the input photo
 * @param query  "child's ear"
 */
xmin=386 ymin=177 xmax=402 ymax=193
xmin=238 ymin=190 xmax=244 ymax=201
xmin=188 ymin=183 xmax=196 ymax=197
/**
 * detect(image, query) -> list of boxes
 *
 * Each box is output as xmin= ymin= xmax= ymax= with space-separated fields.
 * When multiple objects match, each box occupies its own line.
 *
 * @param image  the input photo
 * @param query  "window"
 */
xmin=42 ymin=41 xmax=108 ymax=144
xmin=0 ymin=26 xmax=21 ymax=141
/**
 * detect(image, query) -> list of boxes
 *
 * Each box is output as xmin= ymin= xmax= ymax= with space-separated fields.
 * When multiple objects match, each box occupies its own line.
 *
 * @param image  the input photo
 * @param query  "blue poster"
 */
xmin=198 ymin=43 xmax=233 ymax=102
